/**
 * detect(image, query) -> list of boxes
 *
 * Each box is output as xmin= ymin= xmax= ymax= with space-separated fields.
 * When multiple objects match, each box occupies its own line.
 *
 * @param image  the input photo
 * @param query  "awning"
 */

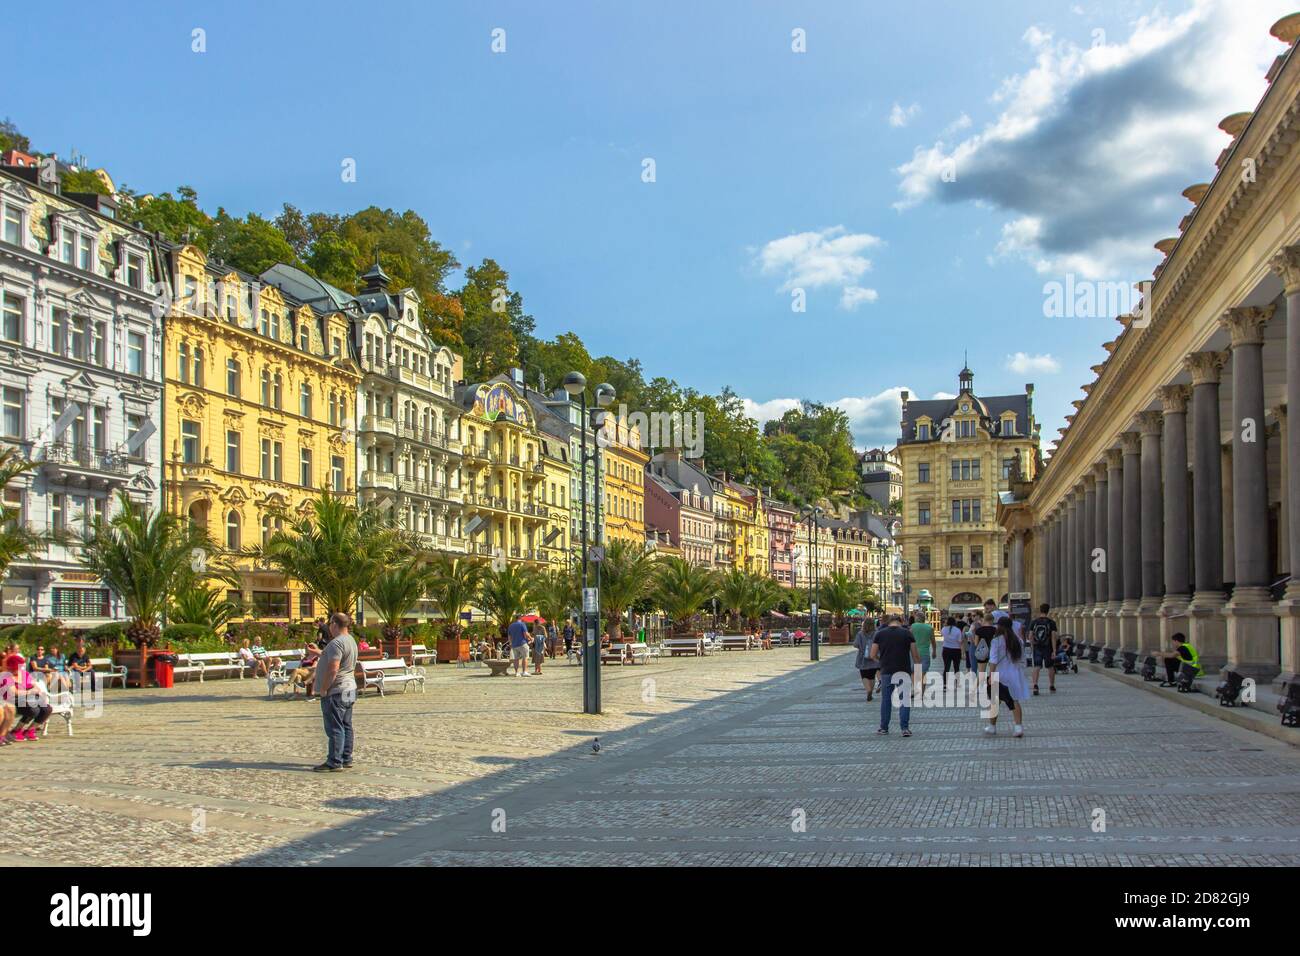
xmin=768 ymin=610 xmax=789 ymax=619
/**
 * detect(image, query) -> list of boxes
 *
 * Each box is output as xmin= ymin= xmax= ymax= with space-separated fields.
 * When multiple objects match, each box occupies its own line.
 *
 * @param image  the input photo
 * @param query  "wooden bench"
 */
xmin=174 ymin=651 xmax=249 ymax=682
xmin=662 ymin=638 xmax=703 ymax=657
xmin=410 ymin=643 xmax=434 ymax=665
xmin=358 ymin=659 xmax=426 ymax=696
xmin=718 ymin=635 xmax=751 ymax=651
xmin=88 ymin=658 xmax=128 ymax=689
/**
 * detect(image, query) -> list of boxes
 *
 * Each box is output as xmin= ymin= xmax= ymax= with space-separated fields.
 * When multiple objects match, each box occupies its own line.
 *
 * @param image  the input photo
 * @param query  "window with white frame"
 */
xmin=127 ymin=332 xmax=145 ymax=376
xmin=2 ymin=203 xmax=24 ymax=246
xmin=1 ymin=293 xmax=22 ymax=343
xmin=1 ymin=387 xmax=24 ymax=439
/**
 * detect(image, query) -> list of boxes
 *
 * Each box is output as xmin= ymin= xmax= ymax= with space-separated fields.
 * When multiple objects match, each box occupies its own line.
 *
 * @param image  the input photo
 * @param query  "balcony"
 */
xmin=361 ymin=415 xmax=396 ymax=436
xmin=360 ymin=470 xmax=397 ymax=490
xmin=42 ymin=442 xmax=131 ymax=483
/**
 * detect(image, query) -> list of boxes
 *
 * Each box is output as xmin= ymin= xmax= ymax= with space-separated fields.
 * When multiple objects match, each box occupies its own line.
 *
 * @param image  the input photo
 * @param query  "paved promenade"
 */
xmin=10 ymin=647 xmax=1300 ymax=866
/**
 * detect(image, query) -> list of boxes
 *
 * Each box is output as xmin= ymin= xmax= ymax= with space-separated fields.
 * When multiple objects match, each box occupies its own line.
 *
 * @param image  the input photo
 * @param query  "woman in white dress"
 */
xmin=985 ymin=617 xmax=1030 ymax=738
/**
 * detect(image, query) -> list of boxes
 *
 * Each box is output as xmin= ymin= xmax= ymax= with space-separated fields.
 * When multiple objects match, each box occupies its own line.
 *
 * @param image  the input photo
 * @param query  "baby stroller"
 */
xmin=1054 ymin=639 xmax=1079 ymax=674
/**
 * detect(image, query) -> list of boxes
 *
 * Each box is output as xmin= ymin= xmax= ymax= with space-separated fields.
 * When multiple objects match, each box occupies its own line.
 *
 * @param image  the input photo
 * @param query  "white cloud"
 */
xmin=754 ymin=226 xmax=883 ymax=304
xmin=743 ymin=386 xmax=912 ymax=449
xmin=944 ymin=113 xmax=972 ymax=135
xmin=1005 ymin=351 xmax=1060 ymax=374
xmin=889 ymin=102 xmax=921 ymax=127
xmin=839 ymin=286 xmax=879 ymax=310
xmin=894 ymin=0 xmax=1290 ymax=278
xmin=931 ymin=391 xmax=958 ymax=400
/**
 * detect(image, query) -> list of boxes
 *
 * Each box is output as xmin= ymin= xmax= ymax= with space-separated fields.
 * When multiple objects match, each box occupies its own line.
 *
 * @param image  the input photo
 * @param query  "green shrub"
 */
xmin=162 ymin=623 xmax=215 ymax=644
xmin=81 ymin=622 xmax=126 ymax=646
xmin=0 ymin=624 xmax=27 ymax=641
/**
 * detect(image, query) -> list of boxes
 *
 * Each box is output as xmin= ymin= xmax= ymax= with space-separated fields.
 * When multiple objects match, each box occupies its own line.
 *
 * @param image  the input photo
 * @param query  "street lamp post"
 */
xmin=800 ymin=505 xmax=823 ymax=662
xmin=562 ymin=371 xmax=615 ymax=716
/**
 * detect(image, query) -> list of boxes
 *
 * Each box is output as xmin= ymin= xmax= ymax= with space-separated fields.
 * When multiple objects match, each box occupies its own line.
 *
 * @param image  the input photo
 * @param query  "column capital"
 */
xmin=1219 ymin=305 xmax=1276 ymax=347
xmin=1159 ymin=384 xmax=1190 ymax=414
xmin=1136 ymin=409 xmax=1163 ymax=436
xmin=1092 ymin=460 xmax=1109 ymax=481
xmin=1120 ymin=431 xmax=1142 ymax=455
xmin=1270 ymin=244 xmax=1300 ymax=296
xmin=1184 ymin=349 xmax=1228 ymax=385
xmin=1106 ymin=447 xmax=1124 ymax=469
xmin=1083 ymin=472 xmax=1096 ymax=489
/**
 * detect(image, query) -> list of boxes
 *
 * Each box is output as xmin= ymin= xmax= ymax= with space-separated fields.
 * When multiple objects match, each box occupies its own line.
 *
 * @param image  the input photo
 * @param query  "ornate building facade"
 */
xmin=0 ymin=167 xmax=163 ymax=624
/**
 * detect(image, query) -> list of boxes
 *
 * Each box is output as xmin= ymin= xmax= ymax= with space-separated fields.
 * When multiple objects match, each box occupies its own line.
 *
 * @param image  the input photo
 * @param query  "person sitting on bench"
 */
xmin=1159 ymin=632 xmax=1201 ymax=687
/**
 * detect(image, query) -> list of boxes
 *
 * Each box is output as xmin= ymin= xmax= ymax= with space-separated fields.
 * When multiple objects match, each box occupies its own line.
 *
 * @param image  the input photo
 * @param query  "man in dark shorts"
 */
xmin=1028 ymin=603 xmax=1059 ymax=695
xmin=870 ymin=613 xmax=921 ymax=737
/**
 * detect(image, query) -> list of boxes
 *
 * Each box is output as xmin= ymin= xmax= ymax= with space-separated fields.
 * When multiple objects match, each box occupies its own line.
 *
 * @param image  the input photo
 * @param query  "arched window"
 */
xmin=226 ymin=511 xmax=241 ymax=550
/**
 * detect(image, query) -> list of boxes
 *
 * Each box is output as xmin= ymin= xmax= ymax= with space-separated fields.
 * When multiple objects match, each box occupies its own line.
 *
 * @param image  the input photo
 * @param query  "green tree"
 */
xmin=528 ymin=567 xmax=579 ymax=633
xmin=367 ymin=557 xmax=437 ymax=641
xmin=425 ymin=554 xmax=486 ymax=639
xmin=596 ymin=539 xmax=657 ymax=640
xmin=209 ymin=209 xmax=301 ymax=276
xmin=168 ymin=584 xmax=239 ymax=633
xmin=651 ymin=558 xmax=716 ymax=635
xmin=78 ymin=491 xmax=223 ymax=647
xmin=818 ymin=571 xmax=863 ymax=628
xmin=0 ymin=448 xmax=63 ymax=584
xmin=739 ymin=574 xmax=783 ymax=630
xmin=60 ymin=169 xmax=110 ymax=195
xmin=0 ymin=117 xmax=30 ymax=153
xmin=716 ymin=569 xmax=753 ymax=630
xmin=118 ymin=186 xmax=213 ymax=248
xmin=477 ymin=565 xmax=532 ymax=639
xmin=459 ymin=259 xmax=532 ymax=379
xmin=257 ymin=491 xmax=401 ymax=618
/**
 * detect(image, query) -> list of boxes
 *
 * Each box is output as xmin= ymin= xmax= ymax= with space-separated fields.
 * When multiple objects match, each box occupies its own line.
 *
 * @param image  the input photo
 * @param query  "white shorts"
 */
xmin=511 ymin=645 xmax=528 ymax=661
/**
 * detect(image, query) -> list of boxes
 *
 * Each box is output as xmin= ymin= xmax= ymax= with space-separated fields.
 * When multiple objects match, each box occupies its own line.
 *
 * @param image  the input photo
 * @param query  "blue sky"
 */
xmin=6 ymin=0 xmax=1292 ymax=449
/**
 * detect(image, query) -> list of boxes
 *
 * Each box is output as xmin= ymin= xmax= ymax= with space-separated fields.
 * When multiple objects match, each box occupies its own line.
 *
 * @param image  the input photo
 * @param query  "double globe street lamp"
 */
xmin=562 ymin=371 xmax=615 ymax=715
xmin=799 ymin=505 xmax=824 ymax=662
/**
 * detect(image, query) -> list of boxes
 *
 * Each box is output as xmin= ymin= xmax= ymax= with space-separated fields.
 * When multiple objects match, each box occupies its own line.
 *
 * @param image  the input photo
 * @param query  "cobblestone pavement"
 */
xmin=8 ymin=647 xmax=1300 ymax=866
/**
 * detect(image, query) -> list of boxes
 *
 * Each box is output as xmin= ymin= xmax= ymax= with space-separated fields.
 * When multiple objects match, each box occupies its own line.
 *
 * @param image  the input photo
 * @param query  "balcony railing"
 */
xmin=42 ymin=442 xmax=130 ymax=476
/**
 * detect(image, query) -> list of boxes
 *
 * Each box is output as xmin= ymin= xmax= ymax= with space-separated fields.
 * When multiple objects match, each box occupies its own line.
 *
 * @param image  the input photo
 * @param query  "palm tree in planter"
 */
xmin=478 ymin=564 xmax=532 ymax=651
xmin=528 ymin=567 xmax=579 ymax=647
xmin=717 ymin=569 xmax=753 ymax=633
xmin=651 ymin=557 xmax=716 ymax=637
xmin=597 ymin=539 xmax=657 ymax=642
xmin=168 ymin=582 xmax=240 ymax=634
xmin=0 ymin=447 xmax=66 ymax=585
xmin=818 ymin=571 xmax=864 ymax=644
xmin=78 ymin=490 xmax=224 ymax=685
xmin=257 ymin=490 xmax=401 ymax=620
xmin=425 ymin=554 xmax=486 ymax=662
xmin=366 ymin=557 xmax=438 ymax=660
xmin=740 ymin=574 xmax=783 ymax=634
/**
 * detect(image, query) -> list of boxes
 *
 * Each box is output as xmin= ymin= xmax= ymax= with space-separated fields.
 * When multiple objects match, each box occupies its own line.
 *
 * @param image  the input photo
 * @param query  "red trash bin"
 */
xmin=154 ymin=658 xmax=174 ymax=688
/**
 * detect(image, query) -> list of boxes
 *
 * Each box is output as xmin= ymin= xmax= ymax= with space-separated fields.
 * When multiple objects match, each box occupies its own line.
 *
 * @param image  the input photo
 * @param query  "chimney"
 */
xmin=509 ymin=367 xmax=524 ymax=387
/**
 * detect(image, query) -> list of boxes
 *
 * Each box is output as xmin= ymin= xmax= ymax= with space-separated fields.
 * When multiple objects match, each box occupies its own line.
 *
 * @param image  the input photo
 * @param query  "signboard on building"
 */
xmin=1009 ymin=592 xmax=1032 ymax=630
xmin=1 ymin=585 xmax=32 ymax=618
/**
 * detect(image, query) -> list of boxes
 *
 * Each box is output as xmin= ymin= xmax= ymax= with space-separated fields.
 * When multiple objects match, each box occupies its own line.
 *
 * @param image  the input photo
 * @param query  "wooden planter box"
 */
xmin=381 ymin=636 xmax=413 ymax=663
xmin=113 ymin=645 xmax=174 ymax=688
xmin=826 ymin=625 xmax=851 ymax=645
xmin=436 ymin=637 xmax=470 ymax=663
xmin=357 ymin=646 xmax=383 ymax=662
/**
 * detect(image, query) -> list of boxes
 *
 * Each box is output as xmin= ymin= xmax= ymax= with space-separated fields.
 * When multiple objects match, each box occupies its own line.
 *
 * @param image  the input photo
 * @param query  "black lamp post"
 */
xmin=800 ymin=505 xmax=823 ymax=662
xmin=563 ymin=371 xmax=615 ymax=715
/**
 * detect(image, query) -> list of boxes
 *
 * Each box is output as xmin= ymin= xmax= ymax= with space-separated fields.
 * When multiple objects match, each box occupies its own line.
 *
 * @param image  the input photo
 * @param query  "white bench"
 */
xmin=175 ymin=651 xmax=248 ymax=682
xmin=33 ymin=679 xmax=74 ymax=737
xmin=89 ymin=657 xmax=128 ymax=688
xmin=700 ymin=636 xmax=717 ymax=655
xmin=663 ymin=638 xmax=703 ymax=657
xmin=267 ymin=658 xmax=304 ymax=697
xmin=410 ymin=643 xmax=434 ymax=665
xmin=646 ymin=644 xmax=662 ymax=661
xmin=718 ymin=635 xmax=751 ymax=651
xmin=601 ymin=642 xmax=650 ymax=665
xmin=358 ymin=659 xmax=426 ymax=696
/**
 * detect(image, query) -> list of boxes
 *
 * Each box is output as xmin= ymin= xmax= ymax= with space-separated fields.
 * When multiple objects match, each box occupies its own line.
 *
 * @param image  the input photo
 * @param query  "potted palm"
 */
xmin=819 ymin=571 xmax=862 ymax=645
xmin=652 ymin=557 xmax=716 ymax=638
xmin=79 ymin=490 xmax=223 ymax=686
xmin=528 ymin=567 xmax=579 ymax=654
xmin=740 ymin=574 xmax=782 ymax=638
xmin=717 ymin=569 xmax=751 ymax=634
xmin=426 ymin=555 xmax=486 ymax=662
xmin=597 ymin=540 xmax=656 ymax=642
xmin=366 ymin=557 xmax=436 ymax=662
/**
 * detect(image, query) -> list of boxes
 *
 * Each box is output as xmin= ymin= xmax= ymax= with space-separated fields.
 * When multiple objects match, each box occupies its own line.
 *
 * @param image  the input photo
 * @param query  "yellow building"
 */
xmin=896 ymin=364 xmax=1039 ymax=614
xmin=161 ymin=244 xmax=360 ymax=621
xmin=537 ymin=430 xmax=572 ymax=567
xmin=457 ymin=377 xmax=553 ymax=568
xmin=711 ymin=475 xmax=765 ymax=574
xmin=601 ymin=417 xmax=647 ymax=548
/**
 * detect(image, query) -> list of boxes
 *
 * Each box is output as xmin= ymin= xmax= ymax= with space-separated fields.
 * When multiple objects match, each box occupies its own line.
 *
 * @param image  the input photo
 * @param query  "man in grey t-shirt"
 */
xmin=313 ymin=611 xmax=358 ymax=772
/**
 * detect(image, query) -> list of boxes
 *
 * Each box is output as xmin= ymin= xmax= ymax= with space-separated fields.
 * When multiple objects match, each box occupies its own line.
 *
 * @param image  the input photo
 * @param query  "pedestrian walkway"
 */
xmin=9 ymin=648 xmax=1300 ymax=866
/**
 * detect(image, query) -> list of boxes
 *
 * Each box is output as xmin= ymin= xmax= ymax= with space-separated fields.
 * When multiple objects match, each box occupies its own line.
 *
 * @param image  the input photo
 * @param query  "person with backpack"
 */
xmin=870 ymin=614 xmax=921 ymax=737
xmin=853 ymin=617 xmax=881 ymax=702
xmin=1028 ymin=603 xmax=1059 ymax=695
xmin=985 ymin=617 xmax=1030 ymax=738
xmin=972 ymin=612 xmax=997 ymax=684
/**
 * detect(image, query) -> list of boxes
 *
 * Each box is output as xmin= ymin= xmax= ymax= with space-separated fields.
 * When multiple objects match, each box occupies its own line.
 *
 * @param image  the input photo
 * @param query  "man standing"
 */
xmin=909 ymin=613 xmax=935 ymax=675
xmin=1028 ymin=603 xmax=1059 ymax=695
xmin=870 ymin=613 xmax=921 ymax=737
xmin=313 ymin=612 xmax=358 ymax=772
xmin=508 ymin=613 xmax=531 ymax=677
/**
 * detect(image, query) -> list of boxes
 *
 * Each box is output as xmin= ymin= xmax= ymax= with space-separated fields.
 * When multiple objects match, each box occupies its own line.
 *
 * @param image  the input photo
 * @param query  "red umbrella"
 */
xmin=521 ymin=614 xmax=547 ymax=624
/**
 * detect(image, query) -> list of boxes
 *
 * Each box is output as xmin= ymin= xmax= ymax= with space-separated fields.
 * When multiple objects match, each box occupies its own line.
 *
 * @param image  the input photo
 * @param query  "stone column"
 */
xmin=1093 ymin=460 xmax=1109 ymax=629
xmin=1081 ymin=474 xmax=1097 ymax=643
xmin=1070 ymin=488 xmax=1085 ymax=634
xmin=1136 ymin=410 xmax=1165 ymax=654
xmin=1061 ymin=497 xmax=1074 ymax=633
xmin=1222 ymin=441 xmax=1235 ymax=587
xmin=1275 ymin=246 xmax=1300 ymax=689
xmin=1010 ymin=529 xmax=1025 ymax=593
xmin=1105 ymin=448 xmax=1125 ymax=649
xmin=1185 ymin=350 xmax=1229 ymax=671
xmin=1159 ymin=385 xmax=1192 ymax=646
xmin=1119 ymin=430 xmax=1142 ymax=653
xmin=1221 ymin=306 xmax=1280 ymax=681
xmin=1051 ymin=513 xmax=1062 ymax=608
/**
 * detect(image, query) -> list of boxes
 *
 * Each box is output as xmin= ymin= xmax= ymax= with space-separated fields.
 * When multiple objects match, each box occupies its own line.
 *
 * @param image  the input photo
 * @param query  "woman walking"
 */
xmin=853 ymin=617 xmax=881 ymax=702
xmin=985 ymin=618 xmax=1030 ymax=738
xmin=940 ymin=616 xmax=964 ymax=679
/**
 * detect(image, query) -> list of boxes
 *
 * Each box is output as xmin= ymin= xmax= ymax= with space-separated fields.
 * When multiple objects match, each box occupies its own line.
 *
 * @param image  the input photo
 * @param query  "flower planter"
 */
xmin=381 ymin=636 xmax=413 ymax=663
xmin=113 ymin=645 xmax=175 ymax=688
xmin=357 ymin=646 xmax=384 ymax=662
xmin=826 ymin=625 xmax=851 ymax=645
xmin=436 ymin=637 xmax=470 ymax=664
